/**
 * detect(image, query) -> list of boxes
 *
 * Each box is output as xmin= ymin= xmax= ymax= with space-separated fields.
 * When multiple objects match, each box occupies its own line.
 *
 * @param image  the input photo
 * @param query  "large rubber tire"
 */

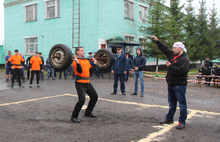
xmin=49 ymin=44 xmax=72 ymax=71
xmin=95 ymin=49 xmax=115 ymax=70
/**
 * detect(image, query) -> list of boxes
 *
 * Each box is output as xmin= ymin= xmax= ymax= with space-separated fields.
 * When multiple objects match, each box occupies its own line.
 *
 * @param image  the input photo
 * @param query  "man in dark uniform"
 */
xmin=204 ymin=56 xmax=213 ymax=86
xmin=111 ymin=47 xmax=127 ymax=95
xmin=26 ymin=54 xmax=33 ymax=79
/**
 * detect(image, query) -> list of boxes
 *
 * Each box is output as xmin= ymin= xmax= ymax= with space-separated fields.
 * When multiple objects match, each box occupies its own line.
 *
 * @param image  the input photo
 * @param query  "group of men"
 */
xmin=5 ymin=37 xmax=191 ymax=130
xmin=5 ymin=50 xmax=44 ymax=88
xmin=198 ymin=56 xmax=220 ymax=86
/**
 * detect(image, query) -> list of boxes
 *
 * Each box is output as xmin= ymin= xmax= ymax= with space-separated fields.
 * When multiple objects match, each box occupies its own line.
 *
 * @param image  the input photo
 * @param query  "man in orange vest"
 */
xmin=71 ymin=47 xmax=98 ymax=123
xmin=8 ymin=49 xmax=25 ymax=88
xmin=29 ymin=51 xmax=43 ymax=88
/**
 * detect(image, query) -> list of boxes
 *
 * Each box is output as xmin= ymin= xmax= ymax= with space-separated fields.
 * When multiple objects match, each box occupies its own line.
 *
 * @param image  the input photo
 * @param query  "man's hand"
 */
xmin=135 ymin=67 xmax=139 ymax=71
xmin=20 ymin=66 xmax=23 ymax=69
xmin=11 ymin=67 xmax=15 ymax=69
xmin=124 ymin=71 xmax=127 ymax=74
xmin=151 ymin=36 xmax=159 ymax=41
xmin=112 ymin=70 xmax=114 ymax=74
xmin=72 ymin=55 xmax=79 ymax=64
xmin=30 ymin=69 xmax=32 ymax=71
xmin=92 ymin=57 xmax=97 ymax=64
xmin=41 ymin=70 xmax=43 ymax=72
xmin=27 ymin=64 xmax=29 ymax=66
xmin=165 ymin=61 xmax=171 ymax=67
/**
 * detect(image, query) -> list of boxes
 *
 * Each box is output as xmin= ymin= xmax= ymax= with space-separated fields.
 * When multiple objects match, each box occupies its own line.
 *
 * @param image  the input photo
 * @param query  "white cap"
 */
xmin=173 ymin=42 xmax=187 ymax=53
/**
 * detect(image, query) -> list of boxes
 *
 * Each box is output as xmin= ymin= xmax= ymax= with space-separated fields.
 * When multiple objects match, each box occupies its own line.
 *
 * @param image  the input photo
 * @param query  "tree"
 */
xmin=195 ymin=0 xmax=213 ymax=63
xmin=208 ymin=2 xmax=219 ymax=59
xmin=184 ymin=0 xmax=198 ymax=61
xmin=139 ymin=0 xmax=167 ymax=72
xmin=164 ymin=0 xmax=186 ymax=47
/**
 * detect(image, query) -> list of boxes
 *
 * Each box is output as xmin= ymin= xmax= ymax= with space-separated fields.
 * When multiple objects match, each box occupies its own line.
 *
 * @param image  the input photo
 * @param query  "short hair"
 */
xmin=75 ymin=47 xmax=83 ymax=55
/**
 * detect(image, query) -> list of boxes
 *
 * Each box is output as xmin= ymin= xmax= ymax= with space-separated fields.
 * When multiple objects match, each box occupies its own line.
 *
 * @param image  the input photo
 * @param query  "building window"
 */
xmin=25 ymin=38 xmax=38 ymax=55
xmin=45 ymin=0 xmax=60 ymax=19
xmin=25 ymin=4 xmax=37 ymax=22
xmin=139 ymin=5 xmax=148 ymax=23
xmin=139 ymin=38 xmax=147 ymax=50
xmin=125 ymin=35 xmax=135 ymax=55
xmin=124 ymin=0 xmax=134 ymax=20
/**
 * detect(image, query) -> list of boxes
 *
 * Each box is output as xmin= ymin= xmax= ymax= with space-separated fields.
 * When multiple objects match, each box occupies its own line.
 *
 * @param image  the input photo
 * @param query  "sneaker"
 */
xmin=176 ymin=123 xmax=185 ymax=129
xmin=6 ymin=79 xmax=9 ymax=82
xmin=19 ymin=85 xmax=24 ymax=88
xmin=160 ymin=119 xmax=174 ymax=124
xmin=140 ymin=93 xmax=144 ymax=97
xmin=130 ymin=92 xmax=137 ymax=95
xmin=11 ymin=85 xmax=14 ymax=89
xmin=37 ymin=84 xmax=40 ymax=88
xmin=29 ymin=85 xmax=32 ymax=88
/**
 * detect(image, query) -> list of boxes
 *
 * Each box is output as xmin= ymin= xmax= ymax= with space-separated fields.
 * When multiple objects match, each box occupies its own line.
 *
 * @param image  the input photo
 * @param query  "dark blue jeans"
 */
xmin=166 ymin=85 xmax=187 ymax=124
xmin=113 ymin=73 xmax=125 ymax=93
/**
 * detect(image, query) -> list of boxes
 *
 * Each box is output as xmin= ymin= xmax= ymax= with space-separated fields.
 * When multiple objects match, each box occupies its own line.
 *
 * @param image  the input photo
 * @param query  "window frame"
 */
xmin=24 ymin=1 xmax=39 ymax=22
xmin=23 ymin=36 xmax=38 ymax=55
xmin=138 ymin=3 xmax=148 ymax=23
xmin=44 ymin=0 xmax=60 ymax=19
xmin=124 ymin=34 xmax=136 ymax=55
xmin=124 ymin=0 xmax=135 ymax=20
xmin=139 ymin=36 xmax=147 ymax=50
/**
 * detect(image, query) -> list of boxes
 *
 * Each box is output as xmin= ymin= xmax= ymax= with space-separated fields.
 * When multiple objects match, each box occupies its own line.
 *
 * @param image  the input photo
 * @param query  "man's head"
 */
xmin=93 ymin=52 xmax=96 ymax=56
xmin=116 ymin=47 xmax=122 ymax=54
xmin=214 ymin=63 xmax=218 ymax=67
xmin=14 ymin=49 xmax=18 ymax=55
xmin=206 ymin=56 xmax=209 ymax=61
xmin=18 ymin=52 xmax=21 ymax=56
xmin=35 ymin=51 xmax=39 ymax=57
xmin=39 ymin=52 xmax=42 ymax=56
xmin=136 ymin=48 xmax=141 ymax=56
xmin=75 ymin=47 xmax=84 ymax=57
xmin=8 ymin=50 xmax=11 ymax=55
xmin=128 ymin=52 xmax=130 ymax=55
xmin=88 ymin=52 xmax=92 ymax=57
xmin=172 ymin=42 xmax=186 ymax=56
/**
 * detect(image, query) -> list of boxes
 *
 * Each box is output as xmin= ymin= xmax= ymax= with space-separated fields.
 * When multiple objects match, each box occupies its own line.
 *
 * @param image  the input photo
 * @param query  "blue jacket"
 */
xmin=126 ymin=58 xmax=133 ymax=71
xmin=112 ymin=53 xmax=127 ymax=74
xmin=46 ymin=58 xmax=51 ymax=68
xmin=133 ymin=47 xmax=146 ymax=71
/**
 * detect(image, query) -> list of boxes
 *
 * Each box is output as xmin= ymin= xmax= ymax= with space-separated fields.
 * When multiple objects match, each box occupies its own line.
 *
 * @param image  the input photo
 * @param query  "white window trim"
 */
xmin=126 ymin=0 xmax=136 ymax=3
xmin=138 ymin=2 xmax=148 ymax=8
xmin=23 ymin=1 xmax=39 ymax=6
xmin=124 ymin=0 xmax=135 ymax=20
xmin=45 ymin=0 xmax=59 ymax=19
xmin=23 ymin=35 xmax=39 ymax=39
xmin=123 ymin=33 xmax=136 ymax=37
xmin=138 ymin=36 xmax=146 ymax=39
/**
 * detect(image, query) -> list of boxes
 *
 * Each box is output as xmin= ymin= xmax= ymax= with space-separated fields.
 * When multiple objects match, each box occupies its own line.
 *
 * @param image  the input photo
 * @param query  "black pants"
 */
xmin=30 ymin=71 xmax=40 ymax=85
xmin=12 ymin=68 xmax=21 ymax=86
xmin=72 ymin=82 xmax=98 ymax=118
xmin=27 ymin=66 xmax=30 ymax=79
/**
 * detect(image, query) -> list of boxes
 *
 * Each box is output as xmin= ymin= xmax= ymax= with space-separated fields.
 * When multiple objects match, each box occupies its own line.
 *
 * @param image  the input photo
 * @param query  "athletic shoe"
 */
xmin=176 ymin=123 xmax=185 ymax=129
xmin=29 ymin=85 xmax=32 ymax=88
xmin=37 ymin=84 xmax=40 ymax=88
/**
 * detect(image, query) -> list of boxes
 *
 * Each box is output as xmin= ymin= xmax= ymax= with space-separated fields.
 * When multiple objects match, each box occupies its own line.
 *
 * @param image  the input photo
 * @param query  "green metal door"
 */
xmin=0 ymin=45 xmax=4 ymax=64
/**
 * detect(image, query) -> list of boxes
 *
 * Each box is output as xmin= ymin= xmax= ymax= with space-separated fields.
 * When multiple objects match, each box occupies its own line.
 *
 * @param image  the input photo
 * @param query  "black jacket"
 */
xmin=156 ymin=41 xmax=190 ymax=86
xmin=133 ymin=47 xmax=146 ymax=71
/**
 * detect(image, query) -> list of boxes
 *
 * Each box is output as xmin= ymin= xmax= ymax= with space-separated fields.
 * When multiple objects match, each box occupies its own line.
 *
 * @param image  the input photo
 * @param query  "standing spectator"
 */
xmin=93 ymin=52 xmax=98 ymax=76
xmin=212 ymin=63 xmax=220 ymax=85
xmin=111 ymin=47 xmax=127 ymax=95
xmin=46 ymin=58 xmax=55 ymax=80
xmin=26 ymin=54 xmax=33 ymax=79
xmin=130 ymin=48 xmax=146 ymax=97
xmin=151 ymin=36 xmax=190 ymax=129
xmin=67 ymin=64 xmax=72 ymax=75
xmin=8 ymin=49 xmax=25 ymax=88
xmin=29 ymin=51 xmax=43 ymax=88
xmin=204 ymin=56 xmax=213 ymax=86
xmin=97 ymin=69 xmax=104 ymax=78
xmin=88 ymin=52 xmax=94 ymax=76
xmin=127 ymin=52 xmax=133 ymax=60
xmin=59 ymin=70 xmax=67 ymax=79
xmin=5 ymin=50 xmax=12 ymax=82
xmin=18 ymin=52 xmax=25 ymax=82
xmin=125 ymin=53 xmax=133 ymax=82
xmin=39 ymin=52 xmax=44 ymax=80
